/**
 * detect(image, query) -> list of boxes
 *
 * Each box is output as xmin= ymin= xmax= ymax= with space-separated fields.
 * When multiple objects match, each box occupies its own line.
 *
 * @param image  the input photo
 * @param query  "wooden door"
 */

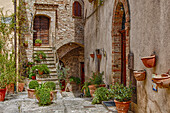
xmin=33 ymin=16 xmax=49 ymax=45
xmin=119 ymin=30 xmax=126 ymax=86
xmin=80 ymin=62 xmax=85 ymax=86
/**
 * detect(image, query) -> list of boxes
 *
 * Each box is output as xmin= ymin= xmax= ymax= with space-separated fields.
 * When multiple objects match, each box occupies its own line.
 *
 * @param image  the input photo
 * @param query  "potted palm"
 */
xmin=110 ymin=83 xmax=133 ymax=113
xmin=34 ymin=39 xmax=42 ymax=46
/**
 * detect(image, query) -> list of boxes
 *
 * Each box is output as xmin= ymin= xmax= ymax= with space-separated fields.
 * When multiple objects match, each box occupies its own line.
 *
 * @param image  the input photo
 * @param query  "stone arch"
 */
xmin=112 ymin=0 xmax=130 ymax=85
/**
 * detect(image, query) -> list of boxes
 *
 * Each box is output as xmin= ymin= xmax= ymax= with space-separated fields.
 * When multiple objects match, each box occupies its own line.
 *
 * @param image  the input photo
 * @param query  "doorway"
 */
xmin=80 ymin=62 xmax=85 ymax=87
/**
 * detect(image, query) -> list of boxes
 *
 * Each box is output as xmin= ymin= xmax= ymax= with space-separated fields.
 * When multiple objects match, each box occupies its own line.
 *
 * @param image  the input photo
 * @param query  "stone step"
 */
xmin=34 ymin=51 xmax=53 ymax=54
xmin=34 ymin=47 xmax=53 ymax=51
xmin=49 ymin=73 xmax=58 ymax=76
xmin=47 ymin=65 xmax=56 ymax=68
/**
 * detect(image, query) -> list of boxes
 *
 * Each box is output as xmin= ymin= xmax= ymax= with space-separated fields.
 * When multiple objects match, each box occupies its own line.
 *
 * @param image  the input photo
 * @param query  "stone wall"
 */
xmin=84 ymin=0 xmax=170 ymax=113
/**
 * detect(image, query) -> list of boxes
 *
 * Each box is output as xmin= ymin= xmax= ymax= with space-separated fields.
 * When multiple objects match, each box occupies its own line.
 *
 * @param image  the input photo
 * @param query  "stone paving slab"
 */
xmin=0 ymin=92 xmax=133 ymax=113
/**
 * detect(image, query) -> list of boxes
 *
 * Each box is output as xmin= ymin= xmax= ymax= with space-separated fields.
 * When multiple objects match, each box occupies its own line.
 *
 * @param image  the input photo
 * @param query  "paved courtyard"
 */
xmin=0 ymin=91 xmax=133 ymax=113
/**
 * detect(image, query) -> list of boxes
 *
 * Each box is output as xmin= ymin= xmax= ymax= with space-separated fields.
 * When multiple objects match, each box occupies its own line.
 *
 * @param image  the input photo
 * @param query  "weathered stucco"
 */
xmin=84 ymin=0 xmax=170 ymax=113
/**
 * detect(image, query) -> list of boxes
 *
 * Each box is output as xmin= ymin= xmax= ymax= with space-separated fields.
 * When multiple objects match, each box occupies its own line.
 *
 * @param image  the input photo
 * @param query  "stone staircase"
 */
xmin=33 ymin=46 xmax=60 ymax=89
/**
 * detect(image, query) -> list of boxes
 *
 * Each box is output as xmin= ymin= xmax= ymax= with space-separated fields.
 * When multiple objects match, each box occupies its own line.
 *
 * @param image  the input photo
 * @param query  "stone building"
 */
xmin=19 ymin=0 xmax=85 ymax=85
xmin=84 ymin=0 xmax=170 ymax=113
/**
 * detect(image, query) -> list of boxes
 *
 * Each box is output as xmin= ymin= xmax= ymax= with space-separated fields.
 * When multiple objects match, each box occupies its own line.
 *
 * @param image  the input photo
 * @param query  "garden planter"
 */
xmin=97 ymin=54 xmax=102 ymax=60
xmin=141 ymin=55 xmax=156 ymax=68
xmin=36 ymin=92 xmax=53 ymax=104
xmin=133 ymin=70 xmax=146 ymax=81
xmin=0 ymin=88 xmax=6 ymax=101
xmin=32 ymin=76 xmax=36 ymax=80
xmin=39 ymin=54 xmax=43 ymax=59
xmin=152 ymin=74 xmax=170 ymax=88
xmin=18 ymin=83 xmax=25 ymax=92
xmin=6 ymin=83 xmax=14 ymax=94
xmin=38 ymin=70 xmax=43 ymax=75
xmin=88 ymin=85 xmax=96 ymax=97
xmin=27 ymin=89 xmax=36 ymax=99
xmin=114 ymin=100 xmax=131 ymax=113
xmin=34 ymin=43 xmax=41 ymax=46
xmin=90 ymin=54 xmax=94 ymax=59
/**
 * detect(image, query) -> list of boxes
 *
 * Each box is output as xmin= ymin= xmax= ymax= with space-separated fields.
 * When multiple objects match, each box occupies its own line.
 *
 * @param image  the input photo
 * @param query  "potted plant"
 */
xmin=29 ymin=72 xmax=36 ymax=80
xmin=92 ymin=87 xmax=112 ymax=104
xmin=110 ymin=83 xmax=133 ymax=113
xmin=133 ymin=70 xmax=146 ymax=81
xmin=81 ymin=82 xmax=91 ymax=97
xmin=35 ymin=51 xmax=47 ymax=59
xmin=27 ymin=62 xmax=34 ymax=67
xmin=44 ymin=81 xmax=57 ymax=99
xmin=68 ymin=76 xmax=81 ymax=91
xmin=88 ymin=72 xmax=105 ymax=97
xmin=32 ymin=64 xmax=50 ymax=75
xmin=27 ymin=80 xmax=39 ymax=99
xmin=141 ymin=55 xmax=156 ymax=68
xmin=0 ymin=54 xmax=16 ymax=97
xmin=18 ymin=75 xmax=25 ymax=92
xmin=35 ymin=84 xmax=53 ymax=106
xmin=56 ymin=64 xmax=70 ymax=91
xmin=24 ymin=41 xmax=28 ymax=47
xmin=34 ymin=39 xmax=42 ymax=46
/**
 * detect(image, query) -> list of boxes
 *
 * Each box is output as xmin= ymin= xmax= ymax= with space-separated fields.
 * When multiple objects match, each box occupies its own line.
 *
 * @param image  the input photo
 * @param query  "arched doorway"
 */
xmin=33 ymin=15 xmax=50 ymax=45
xmin=112 ymin=1 xmax=130 ymax=86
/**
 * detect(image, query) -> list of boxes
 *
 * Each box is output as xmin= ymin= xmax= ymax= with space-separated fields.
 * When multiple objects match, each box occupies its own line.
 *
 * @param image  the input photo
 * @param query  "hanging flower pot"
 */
xmin=90 ymin=54 xmax=94 ymax=58
xmin=0 ymin=88 xmax=6 ymax=101
xmin=97 ymin=54 xmax=102 ymax=60
xmin=88 ymin=0 xmax=95 ymax=3
xmin=141 ymin=55 xmax=156 ymax=68
xmin=133 ymin=70 xmax=146 ymax=81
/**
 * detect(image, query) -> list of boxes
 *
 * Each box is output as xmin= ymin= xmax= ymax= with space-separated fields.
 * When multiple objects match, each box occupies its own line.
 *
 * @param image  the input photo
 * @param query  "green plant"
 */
xmin=29 ymin=73 xmax=36 ymax=79
xmin=35 ymin=39 xmax=42 ymax=44
xmin=44 ymin=81 xmax=56 ymax=90
xmin=0 ymin=54 xmax=16 ymax=89
xmin=27 ymin=62 xmax=34 ymax=65
xmin=81 ymin=82 xmax=91 ymax=97
xmin=110 ymin=83 xmax=133 ymax=102
xmin=29 ymin=80 xmax=39 ymax=89
xmin=24 ymin=41 xmax=28 ymax=44
xmin=32 ymin=64 xmax=50 ymax=74
xmin=92 ymin=87 xmax=111 ymax=104
xmin=69 ymin=76 xmax=81 ymax=85
xmin=90 ymin=72 xmax=104 ymax=86
xmin=35 ymin=84 xmax=52 ymax=106
xmin=35 ymin=51 xmax=47 ymax=59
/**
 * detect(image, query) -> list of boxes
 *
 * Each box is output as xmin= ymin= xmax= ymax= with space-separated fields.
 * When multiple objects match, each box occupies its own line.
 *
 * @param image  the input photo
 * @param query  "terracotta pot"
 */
xmin=153 ymin=78 xmax=170 ymax=88
xmin=27 ymin=64 xmax=32 ymax=67
xmin=34 ymin=43 xmax=41 ymax=46
xmin=6 ymin=83 xmax=14 ymax=94
xmin=97 ymin=54 xmax=102 ymax=60
xmin=141 ymin=55 xmax=156 ymax=68
xmin=38 ymin=70 xmax=43 ymax=75
xmin=88 ymin=85 xmax=96 ymax=97
xmin=88 ymin=0 xmax=95 ymax=3
xmin=39 ymin=54 xmax=43 ymax=59
xmin=133 ymin=70 xmax=146 ymax=81
xmin=99 ymin=84 xmax=106 ymax=87
xmin=114 ymin=100 xmax=131 ymax=113
xmin=18 ymin=83 xmax=25 ymax=92
xmin=27 ymin=89 xmax=36 ymax=99
xmin=24 ymin=43 xmax=28 ymax=47
xmin=90 ymin=54 xmax=94 ymax=59
xmin=0 ymin=88 xmax=6 ymax=101
xmin=32 ymin=76 xmax=36 ymax=80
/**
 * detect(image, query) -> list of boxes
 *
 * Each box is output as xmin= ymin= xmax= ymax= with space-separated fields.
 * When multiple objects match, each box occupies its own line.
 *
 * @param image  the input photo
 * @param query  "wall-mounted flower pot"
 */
xmin=34 ymin=43 xmax=41 ymax=46
xmin=141 ymin=55 xmax=156 ymax=68
xmin=88 ymin=0 xmax=95 ymax=3
xmin=90 ymin=54 xmax=95 ymax=59
xmin=133 ymin=70 xmax=146 ymax=81
xmin=97 ymin=54 xmax=102 ymax=60
xmin=152 ymin=74 xmax=170 ymax=88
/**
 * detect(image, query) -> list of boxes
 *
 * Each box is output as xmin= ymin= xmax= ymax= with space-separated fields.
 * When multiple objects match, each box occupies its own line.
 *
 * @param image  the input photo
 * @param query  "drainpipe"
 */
xmin=14 ymin=0 xmax=19 ymax=93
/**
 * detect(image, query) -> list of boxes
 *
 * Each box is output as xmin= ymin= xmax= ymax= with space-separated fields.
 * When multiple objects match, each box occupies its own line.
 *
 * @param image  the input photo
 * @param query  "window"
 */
xmin=73 ymin=1 xmax=81 ymax=17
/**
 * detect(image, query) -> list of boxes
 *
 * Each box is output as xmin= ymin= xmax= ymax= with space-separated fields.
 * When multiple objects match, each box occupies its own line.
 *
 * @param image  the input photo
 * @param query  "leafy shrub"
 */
xmin=44 ymin=81 xmax=56 ymax=90
xmin=90 ymin=72 xmax=104 ymax=86
xmin=29 ymin=80 xmax=39 ymax=89
xmin=35 ymin=85 xmax=52 ymax=106
xmin=69 ymin=76 xmax=81 ymax=85
xmin=110 ymin=83 xmax=133 ymax=102
xmin=92 ymin=87 xmax=111 ymax=104
xmin=35 ymin=39 xmax=42 ymax=44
